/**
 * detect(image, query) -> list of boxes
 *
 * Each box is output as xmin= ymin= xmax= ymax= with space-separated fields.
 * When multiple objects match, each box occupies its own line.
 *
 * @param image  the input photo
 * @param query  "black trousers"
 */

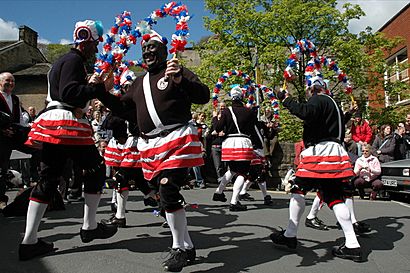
xmin=31 ymin=143 xmax=105 ymax=203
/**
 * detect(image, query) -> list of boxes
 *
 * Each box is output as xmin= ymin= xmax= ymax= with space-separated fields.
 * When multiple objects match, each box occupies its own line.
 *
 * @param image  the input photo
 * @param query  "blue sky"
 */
xmin=0 ymin=1 xmax=408 ymax=52
xmin=0 ymin=0 xmax=213 ymax=45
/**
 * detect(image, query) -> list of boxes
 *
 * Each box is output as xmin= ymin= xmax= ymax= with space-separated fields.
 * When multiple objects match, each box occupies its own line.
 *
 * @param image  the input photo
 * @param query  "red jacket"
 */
xmin=351 ymin=120 xmax=372 ymax=143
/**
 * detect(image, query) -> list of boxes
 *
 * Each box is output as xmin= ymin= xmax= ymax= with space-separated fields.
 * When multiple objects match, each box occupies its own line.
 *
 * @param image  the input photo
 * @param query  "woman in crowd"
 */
xmin=372 ymin=124 xmax=396 ymax=163
xmin=353 ymin=144 xmax=382 ymax=200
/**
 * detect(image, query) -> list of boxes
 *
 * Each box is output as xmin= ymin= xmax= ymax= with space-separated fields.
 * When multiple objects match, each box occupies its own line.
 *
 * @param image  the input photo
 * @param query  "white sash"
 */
xmin=143 ymin=73 xmax=163 ymax=128
xmin=228 ymin=107 xmax=241 ymax=134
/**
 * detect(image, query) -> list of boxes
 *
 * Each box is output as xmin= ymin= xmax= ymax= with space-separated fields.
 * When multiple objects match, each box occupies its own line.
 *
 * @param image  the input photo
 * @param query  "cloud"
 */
xmin=59 ymin=39 xmax=71 ymax=45
xmin=38 ymin=37 xmax=51 ymax=44
xmin=338 ymin=0 xmax=408 ymax=33
xmin=0 ymin=18 xmax=18 ymax=40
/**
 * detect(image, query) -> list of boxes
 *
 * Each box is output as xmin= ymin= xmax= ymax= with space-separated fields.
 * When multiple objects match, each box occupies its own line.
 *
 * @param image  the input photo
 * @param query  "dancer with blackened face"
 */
xmin=96 ymin=30 xmax=210 ymax=272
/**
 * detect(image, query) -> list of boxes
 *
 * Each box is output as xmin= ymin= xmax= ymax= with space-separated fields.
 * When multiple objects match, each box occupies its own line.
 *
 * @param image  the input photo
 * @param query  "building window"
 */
xmin=384 ymin=47 xmax=409 ymax=106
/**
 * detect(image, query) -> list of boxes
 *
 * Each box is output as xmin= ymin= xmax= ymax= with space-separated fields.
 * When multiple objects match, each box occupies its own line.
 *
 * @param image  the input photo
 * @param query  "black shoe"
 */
xmin=229 ymin=202 xmax=247 ymax=211
xmin=67 ymin=193 xmax=84 ymax=202
xmin=264 ymin=195 xmax=273 ymax=205
xmin=143 ymin=197 xmax=158 ymax=207
xmin=162 ymin=248 xmax=188 ymax=272
xmin=305 ymin=217 xmax=329 ymax=230
xmin=239 ymin=193 xmax=255 ymax=201
xmin=101 ymin=216 xmax=126 ymax=228
xmin=270 ymin=229 xmax=297 ymax=249
xmin=199 ymin=183 xmax=206 ymax=189
xmin=186 ymin=247 xmax=196 ymax=264
xmin=353 ymin=221 xmax=371 ymax=234
xmin=80 ymin=222 xmax=118 ymax=243
xmin=110 ymin=203 xmax=117 ymax=213
xmin=332 ymin=244 xmax=363 ymax=262
xmin=162 ymin=221 xmax=169 ymax=228
xmin=212 ymin=192 xmax=227 ymax=202
xmin=19 ymin=239 xmax=54 ymax=261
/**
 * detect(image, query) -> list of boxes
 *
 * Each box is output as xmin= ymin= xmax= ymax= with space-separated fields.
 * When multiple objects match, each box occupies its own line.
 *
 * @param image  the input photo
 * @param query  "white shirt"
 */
xmin=0 ymin=90 xmax=24 ymax=125
xmin=0 ymin=90 xmax=13 ymax=112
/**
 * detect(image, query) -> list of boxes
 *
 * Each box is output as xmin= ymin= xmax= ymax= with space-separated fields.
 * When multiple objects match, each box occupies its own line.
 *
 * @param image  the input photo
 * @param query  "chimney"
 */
xmin=19 ymin=25 xmax=38 ymax=48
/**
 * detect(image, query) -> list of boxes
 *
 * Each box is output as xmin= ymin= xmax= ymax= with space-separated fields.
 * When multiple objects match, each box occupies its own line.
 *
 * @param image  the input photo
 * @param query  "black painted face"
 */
xmin=142 ymin=40 xmax=167 ymax=72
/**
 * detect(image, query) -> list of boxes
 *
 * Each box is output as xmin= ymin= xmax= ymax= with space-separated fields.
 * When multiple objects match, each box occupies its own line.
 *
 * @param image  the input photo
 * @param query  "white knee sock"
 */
xmin=82 ymin=193 xmax=101 ymax=230
xmin=240 ymin=180 xmax=252 ymax=195
xmin=231 ymin=175 xmax=245 ymax=205
xmin=215 ymin=170 xmax=233 ymax=194
xmin=22 ymin=201 xmax=48 ymax=244
xmin=165 ymin=209 xmax=187 ymax=250
xmin=306 ymin=195 xmax=321 ymax=220
xmin=284 ymin=193 xmax=305 ymax=238
xmin=184 ymin=224 xmax=194 ymax=250
xmin=115 ymin=190 xmax=129 ymax=219
xmin=333 ymin=203 xmax=360 ymax=248
xmin=345 ymin=197 xmax=357 ymax=224
xmin=258 ymin=182 xmax=268 ymax=198
xmin=111 ymin=189 xmax=117 ymax=204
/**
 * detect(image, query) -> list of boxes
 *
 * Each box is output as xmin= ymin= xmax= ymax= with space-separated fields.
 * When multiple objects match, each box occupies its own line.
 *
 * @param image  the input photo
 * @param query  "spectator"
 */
xmin=0 ymin=72 xmax=25 ymax=209
xmin=372 ymin=124 xmax=395 ymax=163
xmin=193 ymin=112 xmax=207 ymax=188
xmin=394 ymin=123 xmax=410 ymax=160
xmin=28 ymin=106 xmax=36 ymax=122
xmin=91 ymin=110 xmax=103 ymax=143
xmin=353 ymin=144 xmax=382 ymax=200
xmin=343 ymin=129 xmax=357 ymax=155
xmin=210 ymin=102 xmax=227 ymax=184
xmin=351 ymin=112 xmax=372 ymax=156
xmin=404 ymin=113 xmax=410 ymax=136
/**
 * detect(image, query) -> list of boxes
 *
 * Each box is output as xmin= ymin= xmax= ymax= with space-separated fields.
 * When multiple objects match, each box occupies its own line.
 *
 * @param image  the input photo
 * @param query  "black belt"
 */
xmin=44 ymin=105 xmax=75 ymax=112
xmin=140 ymin=124 xmax=186 ymax=140
xmin=305 ymin=137 xmax=341 ymax=147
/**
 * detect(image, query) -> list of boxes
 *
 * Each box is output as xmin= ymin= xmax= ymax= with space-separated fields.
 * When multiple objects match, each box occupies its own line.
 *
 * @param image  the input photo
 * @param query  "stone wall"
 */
xmin=267 ymin=142 xmax=295 ymax=189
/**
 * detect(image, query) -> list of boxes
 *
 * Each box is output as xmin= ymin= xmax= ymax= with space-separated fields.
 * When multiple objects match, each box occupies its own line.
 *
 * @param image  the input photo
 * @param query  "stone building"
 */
xmin=0 ymin=25 xmax=50 ymax=112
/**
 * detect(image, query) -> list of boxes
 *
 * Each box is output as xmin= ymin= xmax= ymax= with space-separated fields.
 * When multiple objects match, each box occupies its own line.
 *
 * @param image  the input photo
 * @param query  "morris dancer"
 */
xmin=212 ymin=85 xmax=257 ymax=211
xmin=239 ymin=120 xmax=273 ymax=205
xmin=270 ymin=77 xmax=363 ymax=262
xmin=19 ymin=20 xmax=117 ymax=261
xmin=102 ymin=114 xmax=157 ymax=228
xmin=97 ymin=30 xmax=209 ymax=272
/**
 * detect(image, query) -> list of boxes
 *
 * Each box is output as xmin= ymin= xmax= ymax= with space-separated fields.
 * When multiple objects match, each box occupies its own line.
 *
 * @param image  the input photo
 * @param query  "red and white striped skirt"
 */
xmin=221 ymin=135 xmax=254 ymax=161
xmin=120 ymin=136 xmax=141 ymax=168
xmin=26 ymin=105 xmax=94 ymax=146
xmin=251 ymin=148 xmax=266 ymax=165
xmin=296 ymin=141 xmax=354 ymax=179
xmin=137 ymin=123 xmax=204 ymax=181
xmin=104 ymin=138 xmax=124 ymax=167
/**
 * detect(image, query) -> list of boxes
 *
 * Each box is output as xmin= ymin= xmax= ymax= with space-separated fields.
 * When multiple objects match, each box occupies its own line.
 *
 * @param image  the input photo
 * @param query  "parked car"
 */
xmin=380 ymin=159 xmax=410 ymax=197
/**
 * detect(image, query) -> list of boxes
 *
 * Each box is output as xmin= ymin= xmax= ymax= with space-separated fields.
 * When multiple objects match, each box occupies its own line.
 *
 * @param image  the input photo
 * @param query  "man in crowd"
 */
xmin=0 ymin=72 xmax=22 ymax=209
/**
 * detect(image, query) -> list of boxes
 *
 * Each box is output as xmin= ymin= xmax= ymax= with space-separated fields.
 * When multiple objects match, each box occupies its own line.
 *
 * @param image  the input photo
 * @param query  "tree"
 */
xmin=193 ymin=0 xmax=403 ymax=141
xmin=45 ymin=44 xmax=97 ymax=73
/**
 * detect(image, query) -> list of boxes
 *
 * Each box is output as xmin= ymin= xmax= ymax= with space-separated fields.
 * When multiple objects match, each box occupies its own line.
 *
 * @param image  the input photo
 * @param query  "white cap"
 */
xmin=230 ymin=85 xmax=243 ymax=99
xmin=73 ymin=20 xmax=103 ymax=43
xmin=141 ymin=30 xmax=167 ymax=46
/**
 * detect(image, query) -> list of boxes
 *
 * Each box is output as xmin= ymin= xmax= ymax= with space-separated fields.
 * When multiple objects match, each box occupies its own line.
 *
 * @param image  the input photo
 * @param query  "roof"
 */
xmin=13 ymin=63 xmax=51 ymax=76
xmin=378 ymin=2 xmax=410 ymax=32
xmin=0 ymin=41 xmax=17 ymax=49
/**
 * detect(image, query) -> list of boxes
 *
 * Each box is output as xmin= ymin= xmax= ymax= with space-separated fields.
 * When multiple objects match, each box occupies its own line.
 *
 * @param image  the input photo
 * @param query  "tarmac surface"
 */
xmin=1 ymin=186 xmax=410 ymax=273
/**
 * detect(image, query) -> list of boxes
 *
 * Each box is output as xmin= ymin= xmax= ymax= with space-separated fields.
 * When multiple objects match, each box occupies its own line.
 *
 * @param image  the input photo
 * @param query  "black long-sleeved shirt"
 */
xmin=215 ymin=100 xmax=258 ymax=139
xmin=98 ymin=64 xmax=209 ymax=134
xmin=48 ymin=48 xmax=105 ymax=108
xmin=283 ymin=94 xmax=345 ymax=147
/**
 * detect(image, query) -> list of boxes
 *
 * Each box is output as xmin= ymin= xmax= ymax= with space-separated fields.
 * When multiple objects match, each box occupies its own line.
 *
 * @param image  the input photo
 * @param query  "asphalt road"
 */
xmin=1 ymin=186 xmax=410 ymax=273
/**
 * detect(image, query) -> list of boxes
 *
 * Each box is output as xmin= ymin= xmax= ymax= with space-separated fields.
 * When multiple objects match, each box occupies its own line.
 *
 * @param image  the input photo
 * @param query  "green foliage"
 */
xmin=192 ymin=0 xmax=408 ymax=141
xmin=45 ymin=44 xmax=71 ymax=64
